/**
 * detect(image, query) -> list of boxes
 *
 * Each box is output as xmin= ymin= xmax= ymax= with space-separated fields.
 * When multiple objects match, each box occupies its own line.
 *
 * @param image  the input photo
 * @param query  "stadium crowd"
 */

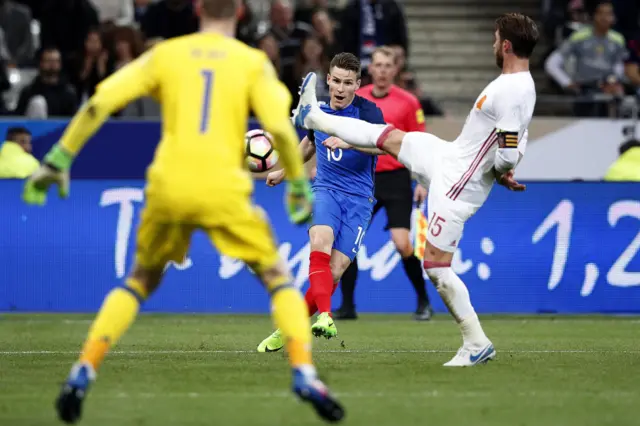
xmin=0 ymin=0 xmax=444 ymax=120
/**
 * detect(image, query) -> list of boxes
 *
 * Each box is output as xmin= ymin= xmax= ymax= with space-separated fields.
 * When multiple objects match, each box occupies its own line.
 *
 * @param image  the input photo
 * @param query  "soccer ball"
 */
xmin=245 ymin=129 xmax=279 ymax=173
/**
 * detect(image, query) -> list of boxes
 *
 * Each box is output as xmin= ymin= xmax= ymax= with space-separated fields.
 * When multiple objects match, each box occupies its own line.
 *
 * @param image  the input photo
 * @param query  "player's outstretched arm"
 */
xmin=250 ymin=61 xmax=305 ymax=181
xmin=267 ymin=136 xmax=315 ymax=186
xmin=250 ymin=56 xmax=312 ymax=224
xmin=300 ymin=136 xmax=317 ymax=163
xmin=57 ymin=52 xmax=158 ymax=156
xmin=23 ymin=51 xmax=159 ymax=206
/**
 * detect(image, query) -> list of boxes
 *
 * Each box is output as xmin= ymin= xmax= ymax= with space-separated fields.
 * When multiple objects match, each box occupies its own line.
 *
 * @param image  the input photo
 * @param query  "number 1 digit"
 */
xmin=353 ymin=226 xmax=365 ymax=253
xmin=200 ymin=69 xmax=214 ymax=134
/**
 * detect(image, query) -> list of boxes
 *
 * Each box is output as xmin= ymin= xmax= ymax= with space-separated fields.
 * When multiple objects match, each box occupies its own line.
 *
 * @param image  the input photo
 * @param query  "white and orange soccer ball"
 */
xmin=245 ymin=129 xmax=279 ymax=173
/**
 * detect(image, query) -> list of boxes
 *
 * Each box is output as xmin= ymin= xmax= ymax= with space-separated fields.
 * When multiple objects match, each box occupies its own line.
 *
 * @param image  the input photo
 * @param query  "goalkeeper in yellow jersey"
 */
xmin=23 ymin=0 xmax=344 ymax=423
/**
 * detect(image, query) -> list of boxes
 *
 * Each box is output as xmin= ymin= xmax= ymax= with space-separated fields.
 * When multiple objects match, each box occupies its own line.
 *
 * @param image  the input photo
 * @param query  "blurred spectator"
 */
xmin=39 ymin=0 xmax=99 ymax=70
xmin=604 ymin=139 xmax=640 ymax=181
xmin=294 ymin=35 xmax=330 ymax=99
xmin=562 ymin=0 xmax=589 ymax=41
xmin=257 ymin=32 xmax=281 ymax=76
xmin=236 ymin=0 xmax=257 ymax=45
xmin=70 ymin=28 xmax=112 ymax=104
xmin=545 ymin=0 xmax=627 ymax=116
xmin=295 ymin=0 xmax=339 ymax=23
xmin=0 ymin=127 xmax=39 ymax=179
xmin=112 ymin=26 xmax=144 ymax=70
xmin=134 ymin=0 xmax=154 ymax=25
xmin=311 ymin=8 xmax=339 ymax=58
xmin=339 ymin=0 xmax=408 ymax=82
xmin=110 ymin=25 xmax=158 ymax=118
xmin=91 ymin=0 xmax=134 ymax=26
xmin=543 ymin=0 xmax=588 ymax=50
xmin=0 ymin=0 xmax=33 ymax=66
xmin=141 ymin=0 xmax=198 ymax=41
xmin=15 ymin=47 xmax=78 ymax=118
xmin=624 ymin=34 xmax=640 ymax=92
xmin=269 ymin=0 xmax=312 ymax=96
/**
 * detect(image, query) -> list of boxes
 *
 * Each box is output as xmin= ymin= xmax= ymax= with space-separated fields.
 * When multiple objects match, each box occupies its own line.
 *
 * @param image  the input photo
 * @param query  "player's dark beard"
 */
xmin=495 ymin=51 xmax=504 ymax=69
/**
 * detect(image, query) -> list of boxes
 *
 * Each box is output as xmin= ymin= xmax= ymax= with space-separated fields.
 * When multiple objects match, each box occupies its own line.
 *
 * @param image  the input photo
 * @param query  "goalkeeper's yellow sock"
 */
xmin=79 ymin=278 xmax=148 ymax=370
xmin=268 ymin=277 xmax=313 ymax=367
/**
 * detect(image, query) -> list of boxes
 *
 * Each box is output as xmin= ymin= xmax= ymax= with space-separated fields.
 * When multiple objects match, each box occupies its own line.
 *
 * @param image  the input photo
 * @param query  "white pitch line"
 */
xmin=2 ymin=390 xmax=637 ymax=400
xmin=3 ymin=318 xmax=640 ymax=325
xmin=0 ymin=349 xmax=638 ymax=355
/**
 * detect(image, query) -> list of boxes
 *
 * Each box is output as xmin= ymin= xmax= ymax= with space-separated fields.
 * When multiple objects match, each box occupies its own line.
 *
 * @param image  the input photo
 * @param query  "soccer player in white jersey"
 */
xmin=292 ymin=13 xmax=539 ymax=366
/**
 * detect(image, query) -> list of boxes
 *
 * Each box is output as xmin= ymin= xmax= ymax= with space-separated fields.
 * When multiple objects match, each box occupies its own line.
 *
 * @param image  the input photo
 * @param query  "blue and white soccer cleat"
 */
xmin=292 ymin=72 xmax=319 ymax=129
xmin=443 ymin=342 xmax=496 ymax=367
xmin=55 ymin=362 xmax=96 ymax=424
xmin=292 ymin=367 xmax=345 ymax=423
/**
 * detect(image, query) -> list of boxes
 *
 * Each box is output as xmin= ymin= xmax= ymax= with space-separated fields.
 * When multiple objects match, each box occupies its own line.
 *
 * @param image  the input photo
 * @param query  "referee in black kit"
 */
xmin=334 ymin=47 xmax=433 ymax=321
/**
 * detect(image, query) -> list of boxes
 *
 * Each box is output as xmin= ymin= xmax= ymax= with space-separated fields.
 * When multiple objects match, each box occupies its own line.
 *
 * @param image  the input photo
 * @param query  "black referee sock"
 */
xmin=339 ymin=259 xmax=359 ymax=310
xmin=402 ymin=255 xmax=429 ymax=303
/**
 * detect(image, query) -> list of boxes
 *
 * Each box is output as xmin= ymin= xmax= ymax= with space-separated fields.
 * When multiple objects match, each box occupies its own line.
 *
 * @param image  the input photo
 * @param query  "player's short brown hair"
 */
xmin=329 ymin=52 xmax=361 ymax=78
xmin=201 ymin=0 xmax=238 ymax=19
xmin=371 ymin=46 xmax=397 ymax=65
xmin=495 ymin=13 xmax=539 ymax=58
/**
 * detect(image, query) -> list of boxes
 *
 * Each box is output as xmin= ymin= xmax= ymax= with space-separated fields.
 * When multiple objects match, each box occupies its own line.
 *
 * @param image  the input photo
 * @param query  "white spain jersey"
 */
xmin=439 ymin=72 xmax=536 ymax=207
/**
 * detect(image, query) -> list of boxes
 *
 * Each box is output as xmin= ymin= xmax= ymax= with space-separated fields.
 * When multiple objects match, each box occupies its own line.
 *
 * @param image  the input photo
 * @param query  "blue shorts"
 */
xmin=310 ymin=188 xmax=374 ymax=260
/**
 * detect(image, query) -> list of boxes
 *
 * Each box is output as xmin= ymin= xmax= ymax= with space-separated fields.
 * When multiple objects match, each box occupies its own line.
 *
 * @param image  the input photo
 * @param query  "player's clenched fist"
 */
xmin=266 ymin=169 xmax=285 ymax=187
xmin=322 ymin=136 xmax=351 ymax=151
xmin=286 ymin=178 xmax=313 ymax=225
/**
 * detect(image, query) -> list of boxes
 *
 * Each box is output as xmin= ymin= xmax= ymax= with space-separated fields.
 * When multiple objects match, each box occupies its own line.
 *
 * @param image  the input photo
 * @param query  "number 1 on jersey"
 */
xmin=200 ymin=69 xmax=215 ymax=134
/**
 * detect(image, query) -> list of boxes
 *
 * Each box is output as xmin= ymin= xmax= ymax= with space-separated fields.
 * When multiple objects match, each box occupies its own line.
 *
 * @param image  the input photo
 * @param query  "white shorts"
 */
xmin=397 ymin=132 xmax=476 ymax=253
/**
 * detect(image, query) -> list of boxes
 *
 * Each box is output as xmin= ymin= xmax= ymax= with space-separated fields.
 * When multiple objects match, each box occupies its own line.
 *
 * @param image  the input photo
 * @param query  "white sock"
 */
xmin=426 ymin=267 xmax=489 ymax=347
xmin=296 ymin=364 xmax=317 ymax=378
xmin=458 ymin=314 xmax=489 ymax=348
xmin=307 ymin=105 xmax=388 ymax=148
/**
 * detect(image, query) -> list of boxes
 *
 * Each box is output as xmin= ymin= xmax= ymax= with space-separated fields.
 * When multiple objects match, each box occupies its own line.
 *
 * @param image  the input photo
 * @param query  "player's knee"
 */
xmin=130 ymin=265 xmax=164 ymax=296
xmin=390 ymin=229 xmax=413 ymax=258
xmin=394 ymin=238 xmax=413 ymax=258
xmin=309 ymin=227 xmax=333 ymax=253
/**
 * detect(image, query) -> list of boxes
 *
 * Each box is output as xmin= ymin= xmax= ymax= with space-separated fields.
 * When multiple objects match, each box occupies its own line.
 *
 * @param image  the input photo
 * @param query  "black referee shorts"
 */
xmin=373 ymin=168 xmax=414 ymax=230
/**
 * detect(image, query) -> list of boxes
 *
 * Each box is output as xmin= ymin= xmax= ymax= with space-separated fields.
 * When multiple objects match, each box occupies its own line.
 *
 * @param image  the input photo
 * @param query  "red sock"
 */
xmin=309 ymin=251 xmax=333 ymax=315
xmin=305 ymin=274 xmax=339 ymax=316
xmin=304 ymin=288 xmax=317 ymax=316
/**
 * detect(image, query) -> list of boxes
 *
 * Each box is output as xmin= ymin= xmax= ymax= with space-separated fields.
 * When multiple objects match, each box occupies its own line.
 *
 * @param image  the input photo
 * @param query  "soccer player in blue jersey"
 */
xmin=258 ymin=53 xmax=385 ymax=352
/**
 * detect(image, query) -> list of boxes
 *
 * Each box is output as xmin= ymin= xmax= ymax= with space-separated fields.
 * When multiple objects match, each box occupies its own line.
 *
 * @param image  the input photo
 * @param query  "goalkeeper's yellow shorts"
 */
xmin=135 ymin=196 xmax=280 ymax=273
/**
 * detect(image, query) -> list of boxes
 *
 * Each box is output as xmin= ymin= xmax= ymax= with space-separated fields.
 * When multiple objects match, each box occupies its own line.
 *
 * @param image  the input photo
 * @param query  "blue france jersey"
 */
xmin=309 ymin=96 xmax=385 ymax=199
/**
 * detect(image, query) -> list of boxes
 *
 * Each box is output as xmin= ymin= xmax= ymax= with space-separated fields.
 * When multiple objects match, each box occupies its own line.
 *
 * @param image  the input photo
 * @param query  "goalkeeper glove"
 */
xmin=23 ymin=144 xmax=73 ymax=206
xmin=286 ymin=178 xmax=313 ymax=225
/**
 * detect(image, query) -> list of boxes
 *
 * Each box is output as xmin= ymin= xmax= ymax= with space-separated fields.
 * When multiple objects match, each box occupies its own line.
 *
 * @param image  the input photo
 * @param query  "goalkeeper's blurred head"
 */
xmin=196 ymin=0 xmax=241 ymax=20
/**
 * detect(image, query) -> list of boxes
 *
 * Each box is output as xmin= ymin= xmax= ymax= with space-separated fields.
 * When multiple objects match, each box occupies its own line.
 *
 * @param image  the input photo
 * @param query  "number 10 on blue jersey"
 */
xmin=200 ymin=69 xmax=215 ymax=134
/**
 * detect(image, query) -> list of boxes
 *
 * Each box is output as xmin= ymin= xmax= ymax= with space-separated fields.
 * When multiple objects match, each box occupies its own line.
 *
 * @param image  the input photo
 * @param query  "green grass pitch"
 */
xmin=0 ymin=314 xmax=638 ymax=426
